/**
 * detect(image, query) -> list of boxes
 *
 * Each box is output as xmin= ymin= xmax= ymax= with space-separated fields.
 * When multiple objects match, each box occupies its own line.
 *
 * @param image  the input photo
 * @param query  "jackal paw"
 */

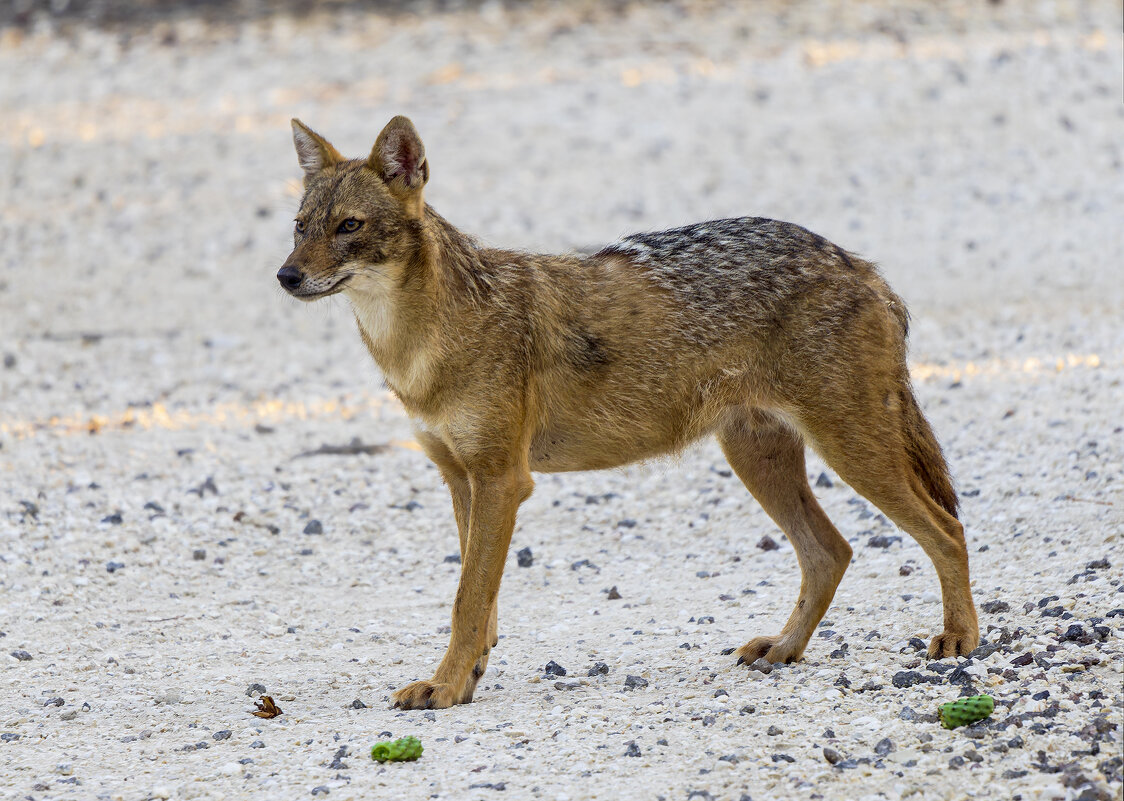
xmin=734 ymin=635 xmax=804 ymax=667
xmin=392 ymin=679 xmax=469 ymax=710
xmin=927 ymin=629 xmax=979 ymax=659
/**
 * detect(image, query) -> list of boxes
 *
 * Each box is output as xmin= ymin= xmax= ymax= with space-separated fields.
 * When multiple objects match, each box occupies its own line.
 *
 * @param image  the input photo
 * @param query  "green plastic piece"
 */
xmin=938 ymin=695 xmax=995 ymax=729
xmin=371 ymin=736 xmax=423 ymax=762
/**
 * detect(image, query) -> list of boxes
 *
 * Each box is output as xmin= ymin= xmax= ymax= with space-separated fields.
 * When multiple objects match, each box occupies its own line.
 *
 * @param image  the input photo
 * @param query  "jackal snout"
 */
xmin=276 ymin=264 xmax=303 ymax=292
xmin=276 ymin=255 xmax=352 ymax=301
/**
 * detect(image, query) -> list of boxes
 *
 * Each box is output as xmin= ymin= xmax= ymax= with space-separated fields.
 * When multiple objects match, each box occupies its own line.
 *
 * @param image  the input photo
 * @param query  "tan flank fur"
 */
xmin=277 ymin=116 xmax=979 ymax=710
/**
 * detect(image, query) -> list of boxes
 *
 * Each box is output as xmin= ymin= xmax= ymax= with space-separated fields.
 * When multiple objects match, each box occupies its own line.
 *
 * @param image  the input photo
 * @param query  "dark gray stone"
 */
xmin=623 ymin=675 xmax=648 ymax=690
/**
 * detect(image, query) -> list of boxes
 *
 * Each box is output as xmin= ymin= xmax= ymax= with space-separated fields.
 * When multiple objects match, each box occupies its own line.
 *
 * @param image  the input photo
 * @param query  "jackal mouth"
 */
xmin=289 ymin=275 xmax=351 ymax=301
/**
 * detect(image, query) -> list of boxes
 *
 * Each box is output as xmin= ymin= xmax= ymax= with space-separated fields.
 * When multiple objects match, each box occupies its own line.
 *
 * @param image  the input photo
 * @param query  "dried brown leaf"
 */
xmin=251 ymin=695 xmax=282 ymax=719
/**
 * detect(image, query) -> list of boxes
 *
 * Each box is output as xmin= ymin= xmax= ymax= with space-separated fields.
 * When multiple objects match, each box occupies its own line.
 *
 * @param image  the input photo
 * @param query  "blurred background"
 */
xmin=1 ymin=0 xmax=1121 ymax=432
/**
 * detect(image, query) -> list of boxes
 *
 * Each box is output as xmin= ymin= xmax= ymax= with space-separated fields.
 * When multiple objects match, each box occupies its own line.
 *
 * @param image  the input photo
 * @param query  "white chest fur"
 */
xmin=347 ymin=275 xmax=434 ymax=400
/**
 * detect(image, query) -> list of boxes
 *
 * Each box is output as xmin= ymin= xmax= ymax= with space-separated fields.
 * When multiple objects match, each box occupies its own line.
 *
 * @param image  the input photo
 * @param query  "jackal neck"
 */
xmin=350 ymin=206 xmax=486 ymax=412
xmin=422 ymin=207 xmax=491 ymax=304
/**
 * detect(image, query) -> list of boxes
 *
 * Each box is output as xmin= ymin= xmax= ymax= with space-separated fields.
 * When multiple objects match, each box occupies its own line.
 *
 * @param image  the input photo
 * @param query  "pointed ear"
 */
xmin=291 ymin=119 xmax=343 ymax=183
xmin=368 ymin=116 xmax=429 ymax=196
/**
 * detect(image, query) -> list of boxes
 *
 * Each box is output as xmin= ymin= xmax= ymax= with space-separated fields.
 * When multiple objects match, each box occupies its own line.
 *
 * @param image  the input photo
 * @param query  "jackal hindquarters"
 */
xmin=278 ymin=116 xmax=979 ymax=710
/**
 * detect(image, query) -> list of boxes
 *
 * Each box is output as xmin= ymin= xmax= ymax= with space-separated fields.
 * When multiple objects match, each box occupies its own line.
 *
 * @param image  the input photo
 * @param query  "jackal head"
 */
xmin=277 ymin=117 xmax=429 ymax=301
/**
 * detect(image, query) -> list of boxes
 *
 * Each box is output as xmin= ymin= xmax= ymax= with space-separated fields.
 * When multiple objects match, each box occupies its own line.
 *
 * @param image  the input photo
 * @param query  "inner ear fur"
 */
xmin=291 ymin=119 xmax=343 ymax=183
xmin=368 ymin=116 xmax=429 ymax=196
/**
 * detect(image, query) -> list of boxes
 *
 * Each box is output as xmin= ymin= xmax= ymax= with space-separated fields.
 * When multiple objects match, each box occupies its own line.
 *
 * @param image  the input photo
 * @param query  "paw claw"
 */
xmin=391 ymin=680 xmax=463 ymax=710
xmin=927 ymin=630 xmax=980 ymax=659
xmin=734 ymin=635 xmax=804 ymax=668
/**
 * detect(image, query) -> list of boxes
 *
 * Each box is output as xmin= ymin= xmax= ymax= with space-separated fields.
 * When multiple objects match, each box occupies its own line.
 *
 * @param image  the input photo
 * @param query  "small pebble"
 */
xmin=968 ymin=642 xmax=1000 ymax=660
xmin=892 ymin=671 xmax=939 ymax=689
xmin=516 ymin=547 xmax=533 ymax=567
xmin=10 ymin=650 xmax=32 ymax=662
xmin=349 ymin=698 xmax=366 ymax=709
xmin=543 ymin=660 xmax=566 ymax=677
xmin=747 ymin=658 xmax=773 ymax=675
xmin=623 ymin=675 xmax=648 ymax=690
xmin=824 ymin=747 xmax=843 ymax=764
xmin=588 ymin=662 xmax=609 ymax=676
xmin=213 ymin=730 xmax=232 ymax=740
xmin=245 ymin=683 xmax=267 ymax=697
xmin=624 ymin=741 xmax=641 ymax=757
xmin=192 ymin=548 xmax=207 ymax=560
xmin=874 ymin=738 xmax=894 ymax=756
xmin=606 ymin=585 xmax=622 ymax=600
xmin=303 ymin=520 xmax=323 ymax=535
xmin=815 ymin=472 xmax=833 ymax=488
xmin=106 ymin=561 xmax=125 ymax=573
xmin=756 ymin=535 xmax=779 ymax=551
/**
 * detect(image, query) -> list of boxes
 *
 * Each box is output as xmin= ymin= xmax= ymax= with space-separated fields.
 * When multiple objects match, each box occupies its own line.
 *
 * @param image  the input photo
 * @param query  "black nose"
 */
xmin=277 ymin=265 xmax=304 ymax=291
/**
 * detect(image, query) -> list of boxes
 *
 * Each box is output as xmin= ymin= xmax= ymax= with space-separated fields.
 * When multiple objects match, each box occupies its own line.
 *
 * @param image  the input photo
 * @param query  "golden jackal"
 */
xmin=278 ymin=116 xmax=978 ymax=710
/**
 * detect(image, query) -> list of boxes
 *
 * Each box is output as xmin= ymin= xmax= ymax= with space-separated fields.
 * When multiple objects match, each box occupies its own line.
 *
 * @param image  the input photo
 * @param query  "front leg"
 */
xmin=415 ymin=431 xmax=496 ymax=695
xmin=393 ymin=465 xmax=532 ymax=709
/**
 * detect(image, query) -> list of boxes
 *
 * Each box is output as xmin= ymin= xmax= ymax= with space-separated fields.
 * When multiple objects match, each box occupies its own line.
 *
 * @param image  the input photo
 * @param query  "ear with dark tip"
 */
xmin=368 ymin=116 xmax=429 ymax=194
xmin=291 ymin=119 xmax=343 ymax=182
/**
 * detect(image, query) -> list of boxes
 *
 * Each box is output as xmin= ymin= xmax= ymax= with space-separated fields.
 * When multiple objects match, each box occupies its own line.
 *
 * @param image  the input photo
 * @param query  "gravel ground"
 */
xmin=1 ymin=2 xmax=1122 ymax=800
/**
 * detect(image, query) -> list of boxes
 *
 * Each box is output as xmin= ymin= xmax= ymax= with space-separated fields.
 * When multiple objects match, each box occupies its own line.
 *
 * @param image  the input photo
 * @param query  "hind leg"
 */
xmin=801 ymin=408 xmax=979 ymax=658
xmin=718 ymin=410 xmax=854 ymax=666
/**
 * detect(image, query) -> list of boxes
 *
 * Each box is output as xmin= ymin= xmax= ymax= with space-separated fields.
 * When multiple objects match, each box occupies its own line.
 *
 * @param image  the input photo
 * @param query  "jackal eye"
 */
xmin=338 ymin=218 xmax=363 ymax=234
xmin=294 ymin=220 xmax=305 ymax=234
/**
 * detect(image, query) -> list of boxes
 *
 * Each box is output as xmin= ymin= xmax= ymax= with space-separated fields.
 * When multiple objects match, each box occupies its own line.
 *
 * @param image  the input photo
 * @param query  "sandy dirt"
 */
xmin=1 ymin=2 xmax=1122 ymax=800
